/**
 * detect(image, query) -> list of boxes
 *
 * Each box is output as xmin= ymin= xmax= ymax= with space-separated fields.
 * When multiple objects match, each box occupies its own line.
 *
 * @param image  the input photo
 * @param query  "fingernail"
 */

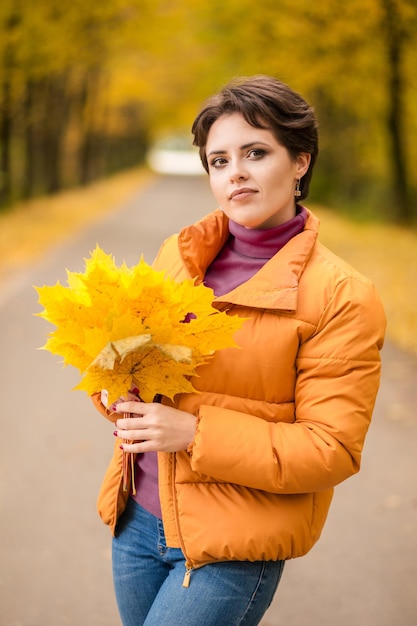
xmin=119 ymin=445 xmax=124 ymax=450
xmin=113 ymin=431 xmax=118 ymax=437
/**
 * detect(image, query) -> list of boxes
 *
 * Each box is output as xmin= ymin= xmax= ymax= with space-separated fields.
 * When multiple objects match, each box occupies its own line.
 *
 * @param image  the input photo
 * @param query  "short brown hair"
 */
xmin=192 ymin=75 xmax=318 ymax=201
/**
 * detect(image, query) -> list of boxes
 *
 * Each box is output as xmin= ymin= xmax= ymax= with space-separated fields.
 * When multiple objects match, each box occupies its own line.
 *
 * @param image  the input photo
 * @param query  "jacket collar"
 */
xmin=178 ymin=208 xmax=319 ymax=312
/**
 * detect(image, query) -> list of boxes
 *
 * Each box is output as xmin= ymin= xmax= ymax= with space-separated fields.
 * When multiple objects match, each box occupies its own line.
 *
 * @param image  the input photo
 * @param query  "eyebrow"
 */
xmin=207 ymin=141 xmax=270 ymax=158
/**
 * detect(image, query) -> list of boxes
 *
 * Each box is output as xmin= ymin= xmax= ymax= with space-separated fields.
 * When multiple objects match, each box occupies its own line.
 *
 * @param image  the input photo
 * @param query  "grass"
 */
xmin=0 ymin=171 xmax=415 ymax=356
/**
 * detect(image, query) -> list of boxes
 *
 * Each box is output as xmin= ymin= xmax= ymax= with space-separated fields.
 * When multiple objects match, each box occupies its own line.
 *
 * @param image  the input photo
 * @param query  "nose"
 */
xmin=229 ymin=159 xmax=249 ymax=183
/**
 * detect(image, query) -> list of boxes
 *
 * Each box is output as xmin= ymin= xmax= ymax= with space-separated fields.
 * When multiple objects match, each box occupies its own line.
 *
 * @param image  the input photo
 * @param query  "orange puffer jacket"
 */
xmin=94 ymin=208 xmax=386 ymax=573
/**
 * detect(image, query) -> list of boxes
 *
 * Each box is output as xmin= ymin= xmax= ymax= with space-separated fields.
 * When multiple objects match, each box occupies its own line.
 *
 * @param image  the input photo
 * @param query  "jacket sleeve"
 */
xmin=91 ymin=392 xmax=118 ymax=424
xmin=188 ymin=277 xmax=386 ymax=494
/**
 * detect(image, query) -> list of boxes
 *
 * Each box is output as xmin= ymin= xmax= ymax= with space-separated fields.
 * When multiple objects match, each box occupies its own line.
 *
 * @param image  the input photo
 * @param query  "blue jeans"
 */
xmin=112 ymin=499 xmax=285 ymax=626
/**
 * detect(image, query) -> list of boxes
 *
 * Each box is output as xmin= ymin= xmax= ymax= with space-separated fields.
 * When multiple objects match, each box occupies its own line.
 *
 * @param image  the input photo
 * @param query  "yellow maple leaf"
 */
xmin=76 ymin=339 xmax=196 ymax=403
xmin=35 ymin=246 xmax=245 ymax=405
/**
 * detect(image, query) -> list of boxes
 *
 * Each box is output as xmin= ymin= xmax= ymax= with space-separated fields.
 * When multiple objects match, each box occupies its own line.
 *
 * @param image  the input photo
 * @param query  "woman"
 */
xmin=92 ymin=75 xmax=386 ymax=625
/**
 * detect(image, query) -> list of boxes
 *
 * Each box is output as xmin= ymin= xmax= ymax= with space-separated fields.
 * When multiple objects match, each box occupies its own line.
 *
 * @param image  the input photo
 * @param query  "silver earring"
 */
xmin=294 ymin=179 xmax=301 ymax=198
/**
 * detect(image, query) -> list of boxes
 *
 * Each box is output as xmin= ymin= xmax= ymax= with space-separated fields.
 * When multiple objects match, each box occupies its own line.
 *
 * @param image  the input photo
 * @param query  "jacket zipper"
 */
xmin=168 ymin=454 xmax=229 ymax=587
xmin=170 ymin=453 xmax=195 ymax=587
xmin=182 ymin=566 xmax=192 ymax=588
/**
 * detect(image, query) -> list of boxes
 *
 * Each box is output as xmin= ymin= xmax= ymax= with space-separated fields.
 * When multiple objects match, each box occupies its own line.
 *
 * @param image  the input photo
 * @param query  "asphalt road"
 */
xmin=1 ymin=175 xmax=416 ymax=626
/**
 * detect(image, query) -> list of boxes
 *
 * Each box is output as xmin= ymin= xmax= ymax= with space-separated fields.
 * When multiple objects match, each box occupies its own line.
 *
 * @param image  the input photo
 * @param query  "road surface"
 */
xmin=1 ymin=175 xmax=416 ymax=625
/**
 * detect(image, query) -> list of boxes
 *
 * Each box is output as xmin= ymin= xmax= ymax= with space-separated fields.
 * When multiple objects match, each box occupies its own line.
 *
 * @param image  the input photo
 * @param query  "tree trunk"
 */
xmin=0 ymin=8 xmax=21 ymax=206
xmin=380 ymin=0 xmax=411 ymax=222
xmin=40 ymin=74 xmax=70 ymax=194
xmin=78 ymin=69 xmax=101 ymax=185
xmin=23 ymin=80 xmax=35 ymax=198
xmin=0 ymin=74 xmax=12 ymax=205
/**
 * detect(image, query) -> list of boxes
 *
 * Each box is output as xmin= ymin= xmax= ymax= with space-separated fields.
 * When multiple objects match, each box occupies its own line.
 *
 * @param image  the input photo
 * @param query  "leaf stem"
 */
xmin=122 ymin=411 xmax=136 ymax=494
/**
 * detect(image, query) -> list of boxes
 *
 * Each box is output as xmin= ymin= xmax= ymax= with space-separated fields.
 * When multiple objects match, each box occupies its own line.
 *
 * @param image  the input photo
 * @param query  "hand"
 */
xmin=114 ymin=401 xmax=196 ymax=453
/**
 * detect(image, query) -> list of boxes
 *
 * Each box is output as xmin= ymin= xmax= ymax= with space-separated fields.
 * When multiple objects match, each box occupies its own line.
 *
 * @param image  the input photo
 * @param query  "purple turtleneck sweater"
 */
xmin=131 ymin=207 xmax=307 ymax=518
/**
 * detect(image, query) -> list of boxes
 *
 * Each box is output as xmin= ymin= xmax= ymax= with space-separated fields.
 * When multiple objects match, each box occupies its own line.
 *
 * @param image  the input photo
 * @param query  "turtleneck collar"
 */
xmin=204 ymin=206 xmax=307 ymax=297
xmin=228 ymin=206 xmax=307 ymax=259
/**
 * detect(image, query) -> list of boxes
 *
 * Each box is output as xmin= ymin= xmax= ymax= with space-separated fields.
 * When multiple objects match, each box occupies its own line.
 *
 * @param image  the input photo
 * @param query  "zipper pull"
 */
xmin=182 ymin=568 xmax=192 ymax=588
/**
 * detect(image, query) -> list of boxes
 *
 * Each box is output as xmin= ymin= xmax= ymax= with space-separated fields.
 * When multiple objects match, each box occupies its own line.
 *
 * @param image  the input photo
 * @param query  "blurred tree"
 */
xmin=163 ymin=0 xmax=416 ymax=221
xmin=380 ymin=0 xmax=412 ymax=222
xmin=0 ymin=1 xmax=20 ymax=204
xmin=0 ymin=0 xmax=415 ymax=221
xmin=0 ymin=0 xmax=152 ymax=205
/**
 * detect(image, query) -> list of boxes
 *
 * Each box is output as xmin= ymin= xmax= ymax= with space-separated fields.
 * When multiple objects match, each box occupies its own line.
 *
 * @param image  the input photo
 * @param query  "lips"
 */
xmin=230 ymin=187 xmax=257 ymax=200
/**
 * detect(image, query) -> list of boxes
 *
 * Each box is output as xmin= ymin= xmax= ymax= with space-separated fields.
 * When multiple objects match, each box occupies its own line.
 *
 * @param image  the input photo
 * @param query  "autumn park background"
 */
xmin=1 ymin=3 xmax=417 ymax=625
xmin=1 ymin=0 xmax=416 ymax=356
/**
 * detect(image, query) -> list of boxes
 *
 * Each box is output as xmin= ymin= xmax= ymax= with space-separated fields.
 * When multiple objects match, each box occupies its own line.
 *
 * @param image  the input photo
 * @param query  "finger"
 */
xmin=115 ymin=400 xmax=149 ymax=415
xmin=119 ymin=439 xmax=160 ymax=453
xmin=115 ymin=428 xmax=148 ymax=442
xmin=119 ymin=441 xmax=147 ymax=453
xmin=115 ymin=416 xmax=147 ymax=430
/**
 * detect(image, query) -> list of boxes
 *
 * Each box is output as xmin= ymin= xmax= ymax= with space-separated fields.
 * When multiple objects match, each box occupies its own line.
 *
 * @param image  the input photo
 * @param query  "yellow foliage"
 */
xmin=35 ymin=246 xmax=245 ymax=404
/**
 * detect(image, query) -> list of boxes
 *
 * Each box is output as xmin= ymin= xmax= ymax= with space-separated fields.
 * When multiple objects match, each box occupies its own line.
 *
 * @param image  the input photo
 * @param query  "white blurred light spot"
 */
xmin=147 ymin=149 xmax=205 ymax=176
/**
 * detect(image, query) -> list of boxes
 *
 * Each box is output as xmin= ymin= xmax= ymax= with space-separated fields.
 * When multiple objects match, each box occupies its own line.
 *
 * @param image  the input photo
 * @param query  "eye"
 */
xmin=209 ymin=156 xmax=228 ymax=169
xmin=247 ymin=148 xmax=266 ymax=160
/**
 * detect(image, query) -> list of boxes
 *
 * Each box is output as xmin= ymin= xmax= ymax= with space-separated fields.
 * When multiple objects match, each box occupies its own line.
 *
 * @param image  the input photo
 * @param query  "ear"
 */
xmin=296 ymin=152 xmax=311 ymax=178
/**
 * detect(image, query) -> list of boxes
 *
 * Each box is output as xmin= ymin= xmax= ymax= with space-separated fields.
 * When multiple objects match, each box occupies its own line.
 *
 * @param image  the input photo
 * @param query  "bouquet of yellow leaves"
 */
xmin=35 ymin=245 xmax=244 ymax=406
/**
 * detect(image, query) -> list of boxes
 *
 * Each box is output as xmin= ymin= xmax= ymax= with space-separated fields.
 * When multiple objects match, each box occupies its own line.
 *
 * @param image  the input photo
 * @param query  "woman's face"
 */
xmin=206 ymin=113 xmax=310 ymax=229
